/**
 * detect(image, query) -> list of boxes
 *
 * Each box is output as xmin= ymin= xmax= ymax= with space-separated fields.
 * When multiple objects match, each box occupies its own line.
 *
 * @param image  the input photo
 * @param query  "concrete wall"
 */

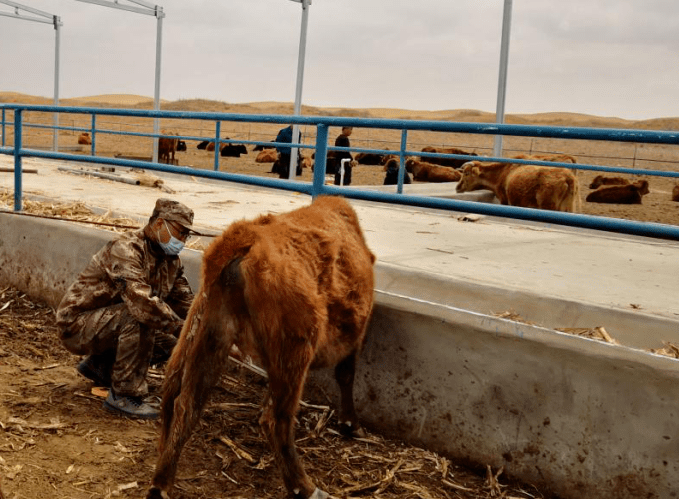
xmin=1 ymin=214 xmax=678 ymax=499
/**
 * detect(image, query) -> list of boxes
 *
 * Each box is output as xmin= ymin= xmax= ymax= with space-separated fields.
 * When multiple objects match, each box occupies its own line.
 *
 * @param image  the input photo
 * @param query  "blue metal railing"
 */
xmin=2 ymin=103 xmax=679 ymax=240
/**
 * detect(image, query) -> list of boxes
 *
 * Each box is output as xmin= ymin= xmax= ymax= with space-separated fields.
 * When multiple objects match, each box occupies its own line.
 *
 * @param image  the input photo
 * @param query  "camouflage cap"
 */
xmin=152 ymin=198 xmax=194 ymax=228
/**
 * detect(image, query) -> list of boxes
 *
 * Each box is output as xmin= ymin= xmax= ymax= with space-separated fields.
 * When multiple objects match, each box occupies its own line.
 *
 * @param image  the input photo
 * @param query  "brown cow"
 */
xmin=158 ymin=131 xmax=179 ymax=164
xmin=77 ymin=132 xmax=91 ymax=145
xmin=672 ymin=185 xmax=679 ymax=202
xmin=589 ymin=175 xmax=630 ymax=189
xmin=512 ymin=153 xmax=577 ymax=164
xmin=405 ymin=158 xmax=461 ymax=182
xmin=147 ymin=196 xmax=376 ymax=499
xmin=420 ymin=146 xmax=477 ymax=168
xmin=256 ymin=149 xmax=279 ymax=163
xmin=586 ymin=180 xmax=650 ymax=204
xmin=457 ymin=160 xmax=579 ymax=212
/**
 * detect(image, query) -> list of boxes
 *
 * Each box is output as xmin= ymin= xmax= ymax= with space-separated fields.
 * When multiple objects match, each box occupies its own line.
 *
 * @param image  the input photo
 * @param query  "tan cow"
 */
xmin=147 ymin=196 xmax=375 ymax=499
xmin=457 ymin=160 xmax=579 ymax=212
xmin=77 ymin=132 xmax=91 ymax=145
xmin=405 ymin=158 xmax=461 ymax=182
xmin=586 ymin=180 xmax=650 ymax=204
xmin=420 ymin=146 xmax=477 ymax=168
xmin=255 ymin=149 xmax=279 ymax=163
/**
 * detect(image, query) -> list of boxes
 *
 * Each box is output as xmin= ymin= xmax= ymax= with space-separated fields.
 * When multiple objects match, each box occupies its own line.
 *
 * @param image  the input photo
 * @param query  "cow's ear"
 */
xmin=472 ymin=166 xmax=480 ymax=176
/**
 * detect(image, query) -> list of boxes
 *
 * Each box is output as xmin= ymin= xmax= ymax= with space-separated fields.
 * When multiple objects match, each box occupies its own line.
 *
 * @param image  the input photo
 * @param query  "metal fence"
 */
xmin=2 ymin=103 xmax=679 ymax=240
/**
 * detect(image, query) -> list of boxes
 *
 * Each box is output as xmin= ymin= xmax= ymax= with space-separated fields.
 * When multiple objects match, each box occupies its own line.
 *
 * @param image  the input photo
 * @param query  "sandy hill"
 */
xmin=1 ymin=92 xmax=678 ymax=131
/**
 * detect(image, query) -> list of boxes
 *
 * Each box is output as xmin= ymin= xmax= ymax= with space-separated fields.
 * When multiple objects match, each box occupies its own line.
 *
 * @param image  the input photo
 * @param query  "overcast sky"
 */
xmin=1 ymin=0 xmax=677 ymax=120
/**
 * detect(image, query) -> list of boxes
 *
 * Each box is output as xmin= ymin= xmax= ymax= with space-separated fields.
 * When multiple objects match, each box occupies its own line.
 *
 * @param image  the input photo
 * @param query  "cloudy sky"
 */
xmin=1 ymin=0 xmax=677 ymax=120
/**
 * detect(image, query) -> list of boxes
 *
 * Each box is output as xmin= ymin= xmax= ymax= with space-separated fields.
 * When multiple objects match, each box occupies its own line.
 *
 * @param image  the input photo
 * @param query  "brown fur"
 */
xmin=586 ymin=180 xmax=649 ymax=204
xmin=255 ymin=149 xmax=279 ymax=163
xmin=405 ymin=158 xmax=461 ymax=182
xmin=77 ymin=132 xmax=91 ymax=145
xmin=512 ymin=153 xmax=578 ymax=164
xmin=158 ymin=131 xmax=179 ymax=164
xmin=589 ymin=175 xmax=630 ymax=189
xmin=457 ymin=160 xmax=579 ymax=212
xmin=420 ymin=146 xmax=477 ymax=168
xmin=672 ymin=185 xmax=679 ymax=202
xmin=148 ymin=196 xmax=376 ymax=499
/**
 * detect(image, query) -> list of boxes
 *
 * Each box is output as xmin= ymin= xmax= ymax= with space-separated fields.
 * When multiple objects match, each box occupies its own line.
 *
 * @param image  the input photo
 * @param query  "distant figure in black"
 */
xmin=272 ymin=125 xmax=302 ymax=179
xmin=333 ymin=126 xmax=353 ymax=186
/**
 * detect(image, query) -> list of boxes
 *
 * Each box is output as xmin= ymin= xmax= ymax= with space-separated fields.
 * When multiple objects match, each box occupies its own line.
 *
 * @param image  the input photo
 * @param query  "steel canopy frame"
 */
xmin=493 ymin=0 xmax=513 ymax=158
xmin=286 ymin=0 xmax=311 ymax=180
xmin=74 ymin=0 xmax=165 ymax=163
xmin=0 ymin=0 xmax=62 ymax=152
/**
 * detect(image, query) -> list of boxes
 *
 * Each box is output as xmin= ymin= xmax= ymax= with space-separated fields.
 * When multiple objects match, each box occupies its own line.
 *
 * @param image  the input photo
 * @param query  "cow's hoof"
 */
xmin=308 ymin=488 xmax=330 ymax=499
xmin=146 ymin=486 xmax=170 ymax=499
xmin=339 ymin=420 xmax=366 ymax=438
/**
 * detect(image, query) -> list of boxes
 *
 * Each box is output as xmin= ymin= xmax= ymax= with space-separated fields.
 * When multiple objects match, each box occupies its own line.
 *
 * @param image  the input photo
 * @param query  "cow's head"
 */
xmin=456 ymin=161 xmax=484 ymax=192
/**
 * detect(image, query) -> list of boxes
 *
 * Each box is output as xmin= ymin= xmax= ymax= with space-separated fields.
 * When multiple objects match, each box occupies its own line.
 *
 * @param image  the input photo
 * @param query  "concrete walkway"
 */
xmin=2 ymin=155 xmax=678 ymax=337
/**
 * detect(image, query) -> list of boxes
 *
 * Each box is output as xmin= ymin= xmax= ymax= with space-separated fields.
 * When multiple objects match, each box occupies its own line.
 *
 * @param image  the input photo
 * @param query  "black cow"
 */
xmin=176 ymin=140 xmax=187 ymax=152
xmin=220 ymin=144 xmax=248 ymax=157
xmin=197 ymin=140 xmax=209 ymax=150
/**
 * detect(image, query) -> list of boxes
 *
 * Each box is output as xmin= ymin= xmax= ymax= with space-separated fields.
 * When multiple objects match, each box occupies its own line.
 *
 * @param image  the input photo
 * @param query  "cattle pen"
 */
xmin=2 ymin=103 xmax=679 ymax=499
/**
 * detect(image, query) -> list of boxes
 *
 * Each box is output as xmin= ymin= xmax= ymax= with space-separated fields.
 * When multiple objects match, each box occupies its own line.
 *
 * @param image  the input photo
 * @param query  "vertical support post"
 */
xmin=1 ymin=108 xmax=5 ymax=147
xmin=52 ymin=16 xmax=61 ymax=152
xmin=312 ymin=124 xmax=328 ymax=198
xmin=397 ymin=129 xmax=408 ymax=194
xmin=13 ymin=109 xmax=22 ymax=212
xmin=151 ymin=6 xmax=163 ymax=163
xmin=90 ymin=114 xmax=96 ymax=156
xmin=288 ymin=0 xmax=310 ymax=179
xmin=213 ymin=121 xmax=221 ymax=171
xmin=493 ymin=0 xmax=513 ymax=158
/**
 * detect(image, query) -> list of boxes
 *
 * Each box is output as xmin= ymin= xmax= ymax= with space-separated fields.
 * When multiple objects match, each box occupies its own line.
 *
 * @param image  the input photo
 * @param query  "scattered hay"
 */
xmin=555 ymin=326 xmax=619 ymax=345
xmin=650 ymin=342 xmax=679 ymax=359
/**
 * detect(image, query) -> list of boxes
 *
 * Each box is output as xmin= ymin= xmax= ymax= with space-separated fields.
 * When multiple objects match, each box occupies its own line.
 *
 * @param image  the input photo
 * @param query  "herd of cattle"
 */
xmin=84 ymin=130 xmax=678 ymax=212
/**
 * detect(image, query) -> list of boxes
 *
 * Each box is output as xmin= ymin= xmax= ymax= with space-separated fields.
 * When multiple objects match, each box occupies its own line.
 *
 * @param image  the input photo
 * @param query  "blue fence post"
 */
xmin=397 ymin=129 xmax=408 ymax=194
xmin=13 ymin=109 xmax=22 ymax=212
xmin=312 ymin=124 xmax=329 ymax=198
xmin=1 ymin=108 xmax=5 ymax=147
xmin=214 ymin=121 xmax=221 ymax=171
xmin=90 ymin=114 xmax=96 ymax=156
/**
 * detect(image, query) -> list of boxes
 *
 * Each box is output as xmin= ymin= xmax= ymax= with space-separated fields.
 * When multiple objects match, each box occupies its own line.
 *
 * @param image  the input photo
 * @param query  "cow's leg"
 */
xmin=148 ymin=326 xmax=228 ymax=499
xmin=259 ymin=350 xmax=325 ymax=499
xmin=334 ymin=351 xmax=365 ymax=438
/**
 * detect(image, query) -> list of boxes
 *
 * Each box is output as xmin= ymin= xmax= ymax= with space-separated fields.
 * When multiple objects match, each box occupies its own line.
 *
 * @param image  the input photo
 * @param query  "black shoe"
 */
xmin=77 ymin=356 xmax=112 ymax=387
xmin=103 ymin=391 xmax=159 ymax=420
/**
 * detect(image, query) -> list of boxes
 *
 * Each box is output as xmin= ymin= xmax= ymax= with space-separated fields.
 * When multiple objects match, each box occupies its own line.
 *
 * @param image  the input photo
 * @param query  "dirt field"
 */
xmin=1 ymin=92 xmax=679 ymax=226
xmin=1 ymin=93 xmax=679 ymax=499
xmin=0 ymin=286 xmax=554 ymax=499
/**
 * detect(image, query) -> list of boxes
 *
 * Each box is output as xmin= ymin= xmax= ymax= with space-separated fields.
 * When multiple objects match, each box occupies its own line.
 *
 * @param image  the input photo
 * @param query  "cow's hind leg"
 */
xmin=148 ymin=333 xmax=227 ymax=498
xmin=260 ymin=350 xmax=327 ymax=499
xmin=334 ymin=351 xmax=365 ymax=438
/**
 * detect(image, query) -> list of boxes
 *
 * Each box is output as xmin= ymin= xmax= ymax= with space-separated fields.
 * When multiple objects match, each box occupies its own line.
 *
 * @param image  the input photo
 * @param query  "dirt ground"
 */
xmin=2 ymin=93 xmax=679 ymax=499
xmin=0 ymin=286 xmax=554 ymax=499
xmin=1 ymin=92 xmax=679 ymax=226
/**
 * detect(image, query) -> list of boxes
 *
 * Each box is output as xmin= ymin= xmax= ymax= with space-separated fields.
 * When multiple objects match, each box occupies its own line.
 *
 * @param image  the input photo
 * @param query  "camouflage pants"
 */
xmin=59 ymin=303 xmax=178 ymax=397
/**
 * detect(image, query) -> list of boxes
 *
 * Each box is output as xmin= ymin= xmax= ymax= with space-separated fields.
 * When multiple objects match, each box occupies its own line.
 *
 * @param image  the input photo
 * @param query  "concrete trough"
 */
xmin=0 ymin=213 xmax=677 ymax=499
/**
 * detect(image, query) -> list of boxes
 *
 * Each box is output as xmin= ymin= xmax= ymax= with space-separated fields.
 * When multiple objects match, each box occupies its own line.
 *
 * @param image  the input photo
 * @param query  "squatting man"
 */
xmin=56 ymin=198 xmax=197 ymax=419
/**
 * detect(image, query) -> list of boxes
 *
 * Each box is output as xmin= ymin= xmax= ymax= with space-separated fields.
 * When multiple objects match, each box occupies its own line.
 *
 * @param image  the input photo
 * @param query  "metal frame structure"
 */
xmin=0 ymin=0 xmax=62 ymax=152
xmin=74 ymin=0 xmax=165 ymax=163
xmin=493 ymin=0 xmax=513 ymax=158
xmin=3 ymin=102 xmax=679 ymax=241
xmin=286 ymin=0 xmax=311 ymax=179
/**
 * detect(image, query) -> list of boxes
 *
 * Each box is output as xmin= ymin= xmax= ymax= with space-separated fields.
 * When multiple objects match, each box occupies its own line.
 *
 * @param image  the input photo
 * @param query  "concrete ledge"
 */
xmin=351 ymin=181 xmax=499 ymax=202
xmin=1 ymin=214 xmax=677 ymax=499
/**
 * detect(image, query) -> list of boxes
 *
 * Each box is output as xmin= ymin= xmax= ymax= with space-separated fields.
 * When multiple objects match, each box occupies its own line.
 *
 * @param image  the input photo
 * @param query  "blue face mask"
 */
xmin=157 ymin=220 xmax=185 ymax=256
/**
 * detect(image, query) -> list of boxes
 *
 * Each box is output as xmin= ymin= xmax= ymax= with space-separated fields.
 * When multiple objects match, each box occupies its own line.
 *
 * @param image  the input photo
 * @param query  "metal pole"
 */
xmin=13 ymin=109 xmax=22 ymax=211
xmin=288 ymin=0 xmax=310 ymax=179
xmin=152 ymin=6 xmax=163 ymax=163
xmin=493 ymin=0 xmax=513 ymax=158
xmin=53 ymin=15 xmax=61 ymax=152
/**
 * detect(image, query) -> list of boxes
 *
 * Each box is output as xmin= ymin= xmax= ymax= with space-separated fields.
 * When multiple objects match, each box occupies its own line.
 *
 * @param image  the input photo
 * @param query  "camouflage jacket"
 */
xmin=56 ymin=228 xmax=194 ymax=332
